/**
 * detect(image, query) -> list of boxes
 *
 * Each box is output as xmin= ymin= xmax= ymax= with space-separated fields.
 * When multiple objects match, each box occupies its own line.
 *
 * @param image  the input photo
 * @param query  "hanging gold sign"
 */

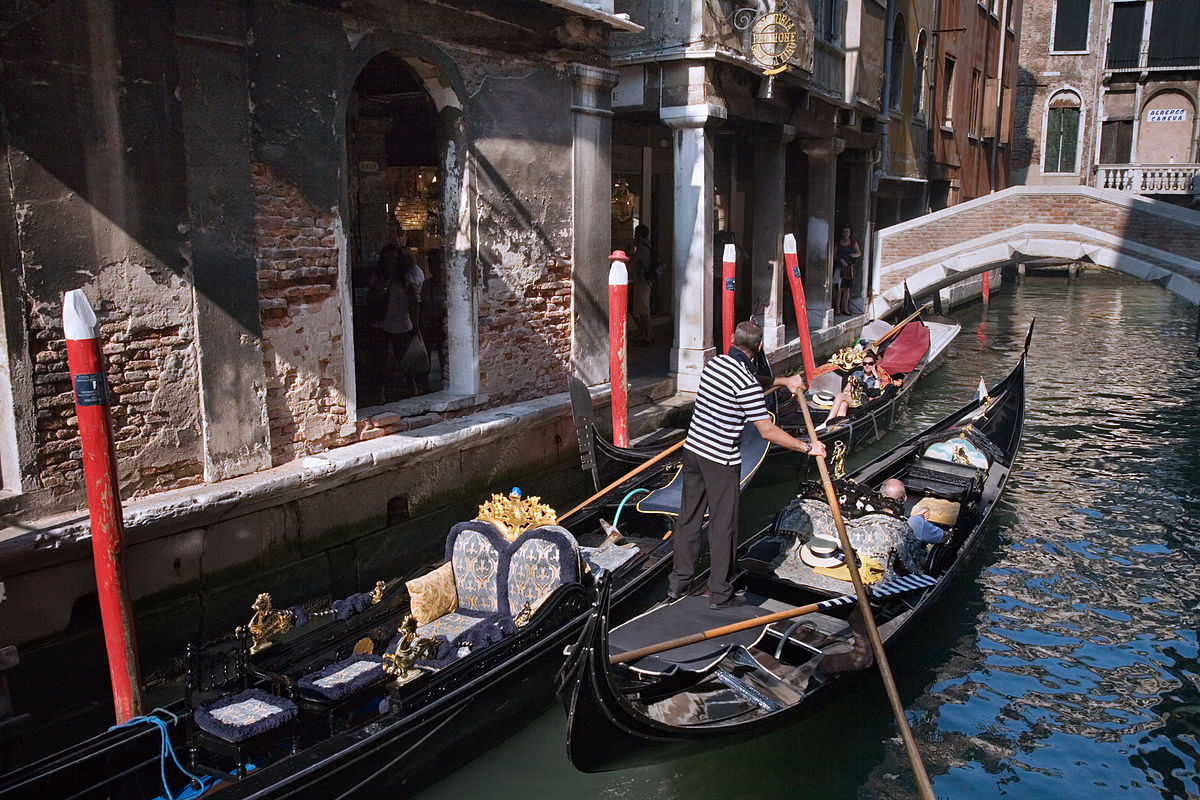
xmin=750 ymin=11 xmax=797 ymax=75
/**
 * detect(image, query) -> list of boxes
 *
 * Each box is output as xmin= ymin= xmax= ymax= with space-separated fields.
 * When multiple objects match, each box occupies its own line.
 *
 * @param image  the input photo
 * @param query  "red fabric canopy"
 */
xmin=878 ymin=321 xmax=930 ymax=375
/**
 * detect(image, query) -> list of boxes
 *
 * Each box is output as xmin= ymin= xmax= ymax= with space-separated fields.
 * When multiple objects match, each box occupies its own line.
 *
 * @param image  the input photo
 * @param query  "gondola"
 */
xmin=558 ymin=322 xmax=1029 ymax=772
xmin=0 ymin=430 xmax=773 ymax=800
xmin=569 ymin=299 xmax=961 ymax=493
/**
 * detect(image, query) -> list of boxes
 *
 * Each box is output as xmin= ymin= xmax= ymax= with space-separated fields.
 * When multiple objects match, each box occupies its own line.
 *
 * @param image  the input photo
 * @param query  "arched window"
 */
xmin=1044 ymin=90 xmax=1082 ymax=173
xmin=889 ymin=14 xmax=907 ymax=113
xmin=348 ymin=53 xmax=446 ymax=408
xmin=913 ymin=30 xmax=927 ymax=118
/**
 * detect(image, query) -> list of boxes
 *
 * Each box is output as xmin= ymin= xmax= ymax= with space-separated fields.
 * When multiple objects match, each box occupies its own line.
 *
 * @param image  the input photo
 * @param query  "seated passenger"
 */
xmin=881 ymin=478 xmax=947 ymax=544
xmin=826 ymin=350 xmax=900 ymax=421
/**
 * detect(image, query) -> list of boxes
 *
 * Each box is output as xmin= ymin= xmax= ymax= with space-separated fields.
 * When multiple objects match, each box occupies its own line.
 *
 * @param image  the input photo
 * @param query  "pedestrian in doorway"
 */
xmin=833 ymin=224 xmax=861 ymax=316
xmin=371 ymin=243 xmax=425 ymax=400
xmin=630 ymin=224 xmax=659 ymax=346
xmin=669 ymin=320 xmax=827 ymax=609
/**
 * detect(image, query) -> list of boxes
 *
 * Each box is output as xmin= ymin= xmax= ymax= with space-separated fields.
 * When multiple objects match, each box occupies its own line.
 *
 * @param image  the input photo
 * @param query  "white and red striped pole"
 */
xmin=721 ymin=243 xmax=736 ymax=354
xmin=607 ymin=251 xmax=629 ymax=448
xmin=783 ymin=234 xmax=816 ymax=381
xmin=62 ymin=290 xmax=144 ymax=723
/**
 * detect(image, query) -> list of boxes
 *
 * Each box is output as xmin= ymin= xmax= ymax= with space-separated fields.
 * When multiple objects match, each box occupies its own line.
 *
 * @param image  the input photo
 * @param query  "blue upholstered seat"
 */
xmin=194 ymin=687 xmax=299 ymax=743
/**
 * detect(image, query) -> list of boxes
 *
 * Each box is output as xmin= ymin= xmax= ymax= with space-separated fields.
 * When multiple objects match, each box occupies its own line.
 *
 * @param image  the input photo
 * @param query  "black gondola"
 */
xmin=558 ymin=323 xmax=1030 ymax=773
xmin=0 ymin=442 xmax=756 ymax=800
xmin=570 ymin=306 xmax=961 ymax=494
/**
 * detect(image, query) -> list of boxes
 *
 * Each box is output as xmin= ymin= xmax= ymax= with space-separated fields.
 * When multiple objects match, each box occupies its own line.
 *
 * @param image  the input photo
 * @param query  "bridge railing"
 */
xmin=1094 ymin=163 xmax=1200 ymax=195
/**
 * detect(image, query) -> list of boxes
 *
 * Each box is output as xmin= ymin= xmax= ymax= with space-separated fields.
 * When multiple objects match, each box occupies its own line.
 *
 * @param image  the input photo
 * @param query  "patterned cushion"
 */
xmin=194 ymin=688 xmax=298 ymax=743
xmin=416 ymin=610 xmax=489 ymax=642
xmin=297 ymin=654 xmax=385 ymax=702
xmin=449 ymin=527 xmax=502 ymax=613
xmin=506 ymin=526 xmax=580 ymax=616
xmin=406 ymin=562 xmax=458 ymax=626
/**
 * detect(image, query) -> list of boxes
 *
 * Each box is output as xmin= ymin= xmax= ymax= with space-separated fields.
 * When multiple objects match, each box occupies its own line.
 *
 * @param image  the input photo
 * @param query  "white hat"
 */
xmin=800 ymin=530 xmax=845 ymax=569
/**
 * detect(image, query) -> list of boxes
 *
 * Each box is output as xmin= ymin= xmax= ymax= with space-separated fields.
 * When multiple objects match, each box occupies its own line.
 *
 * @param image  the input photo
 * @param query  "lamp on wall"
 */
xmin=611 ymin=178 xmax=635 ymax=223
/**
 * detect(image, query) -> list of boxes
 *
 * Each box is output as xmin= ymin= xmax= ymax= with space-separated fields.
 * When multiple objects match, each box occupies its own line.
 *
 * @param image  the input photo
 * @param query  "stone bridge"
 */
xmin=870 ymin=186 xmax=1200 ymax=314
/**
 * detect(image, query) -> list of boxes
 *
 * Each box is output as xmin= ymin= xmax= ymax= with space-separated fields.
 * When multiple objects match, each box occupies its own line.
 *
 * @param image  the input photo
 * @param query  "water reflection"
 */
xmin=417 ymin=271 xmax=1200 ymax=800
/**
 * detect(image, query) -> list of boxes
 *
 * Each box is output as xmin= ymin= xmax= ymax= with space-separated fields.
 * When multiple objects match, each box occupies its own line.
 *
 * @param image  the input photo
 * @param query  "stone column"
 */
xmin=661 ymin=104 xmax=727 ymax=392
xmin=569 ymin=64 xmax=620 ymax=386
xmin=802 ymin=137 xmax=845 ymax=331
xmin=176 ymin=6 xmax=272 ymax=480
xmin=751 ymin=125 xmax=796 ymax=351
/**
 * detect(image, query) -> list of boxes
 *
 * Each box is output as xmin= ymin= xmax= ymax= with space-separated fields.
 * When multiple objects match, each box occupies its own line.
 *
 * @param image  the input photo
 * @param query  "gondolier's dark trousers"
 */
xmin=670 ymin=449 xmax=741 ymax=605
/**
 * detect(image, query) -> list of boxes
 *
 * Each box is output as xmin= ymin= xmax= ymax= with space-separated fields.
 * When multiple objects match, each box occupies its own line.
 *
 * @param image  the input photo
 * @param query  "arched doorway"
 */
xmin=348 ymin=52 xmax=445 ymax=407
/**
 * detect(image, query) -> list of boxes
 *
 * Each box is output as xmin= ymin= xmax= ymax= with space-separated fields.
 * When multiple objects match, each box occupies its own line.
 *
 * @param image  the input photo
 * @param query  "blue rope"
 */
xmin=611 ymin=488 xmax=649 ymax=528
xmin=108 ymin=709 xmax=215 ymax=800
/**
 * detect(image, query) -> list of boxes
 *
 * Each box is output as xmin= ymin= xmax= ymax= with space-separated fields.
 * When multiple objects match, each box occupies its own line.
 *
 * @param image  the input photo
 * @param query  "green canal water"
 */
xmin=416 ymin=270 xmax=1200 ymax=800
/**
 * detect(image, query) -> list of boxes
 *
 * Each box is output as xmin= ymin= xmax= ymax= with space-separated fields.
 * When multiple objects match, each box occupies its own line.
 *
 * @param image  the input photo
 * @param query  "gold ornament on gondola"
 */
xmin=476 ymin=490 xmax=558 ymax=542
xmin=829 ymin=346 xmax=865 ymax=372
xmin=243 ymin=593 xmax=296 ymax=654
xmin=830 ymin=440 xmax=847 ymax=479
xmin=846 ymin=376 xmax=865 ymax=408
xmin=384 ymin=614 xmax=440 ymax=683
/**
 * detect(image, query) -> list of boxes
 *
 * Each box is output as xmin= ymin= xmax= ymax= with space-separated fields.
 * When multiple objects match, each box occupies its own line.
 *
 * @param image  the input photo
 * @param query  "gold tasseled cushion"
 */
xmin=406 ymin=562 xmax=458 ymax=626
xmin=912 ymin=497 xmax=961 ymax=526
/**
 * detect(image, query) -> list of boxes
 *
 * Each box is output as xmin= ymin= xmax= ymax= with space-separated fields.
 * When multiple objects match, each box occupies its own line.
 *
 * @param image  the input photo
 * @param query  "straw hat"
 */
xmin=809 ymin=390 xmax=837 ymax=408
xmin=800 ymin=530 xmax=845 ymax=569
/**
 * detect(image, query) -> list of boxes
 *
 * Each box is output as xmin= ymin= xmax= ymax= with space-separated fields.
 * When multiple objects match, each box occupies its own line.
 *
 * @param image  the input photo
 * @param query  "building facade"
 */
xmin=0 ymin=0 xmax=631 ymax=518
xmin=929 ymin=0 xmax=1023 ymax=208
xmin=1013 ymin=0 xmax=1200 ymax=205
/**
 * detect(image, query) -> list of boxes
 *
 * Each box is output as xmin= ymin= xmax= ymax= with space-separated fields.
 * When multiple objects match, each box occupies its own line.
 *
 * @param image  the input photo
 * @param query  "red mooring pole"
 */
xmin=982 ymin=267 xmax=991 ymax=304
xmin=783 ymin=234 xmax=816 ymax=381
xmin=607 ymin=251 xmax=629 ymax=448
xmin=63 ymin=290 xmax=144 ymax=722
xmin=721 ymin=243 xmax=736 ymax=354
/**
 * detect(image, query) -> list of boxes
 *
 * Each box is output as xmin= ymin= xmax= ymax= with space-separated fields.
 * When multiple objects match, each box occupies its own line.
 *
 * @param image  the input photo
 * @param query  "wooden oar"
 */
xmin=557 ymin=439 xmax=686 ymax=523
xmin=793 ymin=383 xmax=936 ymax=800
xmin=609 ymin=574 xmax=935 ymax=665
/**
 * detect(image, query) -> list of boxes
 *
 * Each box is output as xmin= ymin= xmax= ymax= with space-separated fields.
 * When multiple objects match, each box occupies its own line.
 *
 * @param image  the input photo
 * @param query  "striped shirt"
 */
xmin=684 ymin=353 xmax=769 ymax=466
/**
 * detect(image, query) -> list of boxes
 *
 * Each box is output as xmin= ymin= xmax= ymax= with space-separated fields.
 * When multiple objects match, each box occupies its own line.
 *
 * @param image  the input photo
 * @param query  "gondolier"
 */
xmin=671 ymin=321 xmax=826 ymax=608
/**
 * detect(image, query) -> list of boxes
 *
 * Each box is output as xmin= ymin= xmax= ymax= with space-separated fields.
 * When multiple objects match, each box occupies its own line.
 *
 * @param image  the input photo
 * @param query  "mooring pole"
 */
xmin=721 ymin=242 xmax=736 ymax=354
xmin=62 ymin=290 xmax=144 ymax=722
xmin=982 ymin=267 xmax=990 ymax=304
xmin=607 ymin=251 xmax=629 ymax=448
xmin=783 ymin=234 xmax=816 ymax=381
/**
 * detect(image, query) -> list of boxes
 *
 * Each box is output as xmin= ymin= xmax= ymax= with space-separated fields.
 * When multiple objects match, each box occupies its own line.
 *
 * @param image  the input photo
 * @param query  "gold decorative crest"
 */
xmin=830 ymin=346 xmax=865 ymax=372
xmin=476 ymin=490 xmax=558 ymax=541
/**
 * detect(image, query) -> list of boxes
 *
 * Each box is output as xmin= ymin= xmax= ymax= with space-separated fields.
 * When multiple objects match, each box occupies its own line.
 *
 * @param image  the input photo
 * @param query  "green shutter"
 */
xmin=1060 ymin=108 xmax=1079 ymax=172
xmin=1044 ymin=108 xmax=1063 ymax=172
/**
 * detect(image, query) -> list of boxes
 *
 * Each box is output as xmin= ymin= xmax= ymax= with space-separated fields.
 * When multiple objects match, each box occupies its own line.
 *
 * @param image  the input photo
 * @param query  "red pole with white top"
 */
xmin=721 ymin=243 xmax=736 ymax=354
xmin=607 ymin=251 xmax=629 ymax=448
xmin=783 ymin=234 xmax=816 ymax=381
xmin=62 ymin=290 xmax=145 ymax=723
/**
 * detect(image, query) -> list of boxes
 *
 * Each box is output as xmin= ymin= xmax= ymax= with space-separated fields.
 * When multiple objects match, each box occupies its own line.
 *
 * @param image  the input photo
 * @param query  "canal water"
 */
xmin=416 ymin=269 xmax=1200 ymax=800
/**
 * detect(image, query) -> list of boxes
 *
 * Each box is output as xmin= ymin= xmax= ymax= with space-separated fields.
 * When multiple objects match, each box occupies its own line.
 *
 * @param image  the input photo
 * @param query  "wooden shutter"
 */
xmin=1044 ymin=108 xmax=1063 ymax=172
xmin=1053 ymin=0 xmax=1090 ymax=51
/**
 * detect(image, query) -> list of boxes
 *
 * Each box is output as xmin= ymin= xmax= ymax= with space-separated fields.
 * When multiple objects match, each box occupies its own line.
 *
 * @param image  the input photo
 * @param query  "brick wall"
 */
xmin=253 ymin=163 xmax=350 ymax=465
xmin=30 ymin=302 xmax=202 ymax=500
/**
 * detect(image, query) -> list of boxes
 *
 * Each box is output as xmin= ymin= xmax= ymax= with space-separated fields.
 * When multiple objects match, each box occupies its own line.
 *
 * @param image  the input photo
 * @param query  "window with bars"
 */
xmin=1052 ymin=0 xmax=1090 ymax=52
xmin=1148 ymin=0 xmax=1200 ymax=67
xmin=1106 ymin=2 xmax=1144 ymax=69
xmin=1044 ymin=93 xmax=1082 ymax=173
